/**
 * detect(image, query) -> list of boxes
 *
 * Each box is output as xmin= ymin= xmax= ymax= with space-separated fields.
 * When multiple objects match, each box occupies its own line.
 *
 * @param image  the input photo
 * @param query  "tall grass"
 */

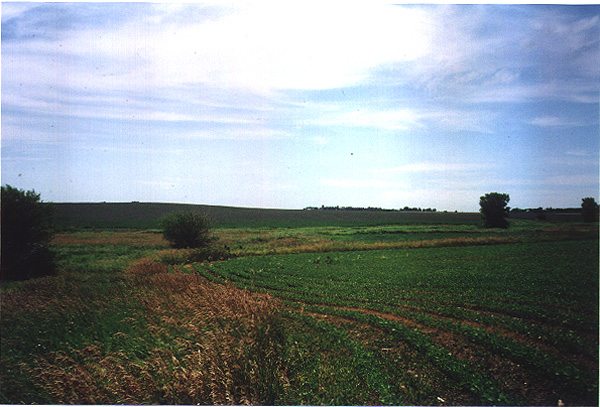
xmin=2 ymin=253 xmax=289 ymax=404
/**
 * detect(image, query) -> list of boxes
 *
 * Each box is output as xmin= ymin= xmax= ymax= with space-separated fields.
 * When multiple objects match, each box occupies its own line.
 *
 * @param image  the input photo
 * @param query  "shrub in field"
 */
xmin=581 ymin=197 xmax=598 ymax=222
xmin=160 ymin=211 xmax=212 ymax=249
xmin=479 ymin=192 xmax=510 ymax=228
xmin=1 ymin=185 xmax=56 ymax=281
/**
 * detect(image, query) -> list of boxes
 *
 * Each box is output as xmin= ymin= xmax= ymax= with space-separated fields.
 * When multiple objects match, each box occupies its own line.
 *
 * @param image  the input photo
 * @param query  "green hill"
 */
xmin=50 ymin=202 xmax=481 ymax=229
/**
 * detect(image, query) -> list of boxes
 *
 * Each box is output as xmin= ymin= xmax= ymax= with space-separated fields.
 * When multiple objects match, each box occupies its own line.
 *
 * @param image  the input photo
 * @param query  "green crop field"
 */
xmin=52 ymin=202 xmax=482 ymax=229
xmin=50 ymin=202 xmax=584 ymax=229
xmin=1 ymin=213 xmax=597 ymax=405
xmin=198 ymin=239 xmax=598 ymax=405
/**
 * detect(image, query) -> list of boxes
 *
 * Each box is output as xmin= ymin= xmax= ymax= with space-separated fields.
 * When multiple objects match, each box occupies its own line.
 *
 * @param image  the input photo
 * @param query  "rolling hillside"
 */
xmin=50 ymin=202 xmax=481 ymax=229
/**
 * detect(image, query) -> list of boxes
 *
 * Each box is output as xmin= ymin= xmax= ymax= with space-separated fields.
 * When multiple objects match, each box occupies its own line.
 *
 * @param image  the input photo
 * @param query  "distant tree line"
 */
xmin=401 ymin=206 xmax=437 ymax=212
xmin=494 ymin=196 xmax=598 ymax=223
xmin=510 ymin=207 xmax=581 ymax=213
xmin=510 ymin=199 xmax=598 ymax=223
xmin=304 ymin=205 xmax=437 ymax=212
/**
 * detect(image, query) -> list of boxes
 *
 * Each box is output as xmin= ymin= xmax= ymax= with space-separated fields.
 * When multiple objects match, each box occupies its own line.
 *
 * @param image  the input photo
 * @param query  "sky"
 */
xmin=2 ymin=3 xmax=599 ymax=211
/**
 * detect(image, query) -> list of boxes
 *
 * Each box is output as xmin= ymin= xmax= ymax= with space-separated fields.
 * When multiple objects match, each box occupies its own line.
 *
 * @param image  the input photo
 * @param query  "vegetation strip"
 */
xmin=3 ymin=214 xmax=597 ymax=405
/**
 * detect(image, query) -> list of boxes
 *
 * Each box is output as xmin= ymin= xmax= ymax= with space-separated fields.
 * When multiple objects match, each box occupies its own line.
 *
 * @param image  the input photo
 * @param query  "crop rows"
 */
xmin=195 ymin=239 xmax=598 ymax=405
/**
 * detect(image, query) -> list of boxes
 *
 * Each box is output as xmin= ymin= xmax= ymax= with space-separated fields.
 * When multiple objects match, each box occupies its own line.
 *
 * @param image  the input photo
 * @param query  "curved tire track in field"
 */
xmin=379 ymin=298 xmax=599 ymax=366
xmin=187 ymin=257 xmax=598 ymax=406
xmin=295 ymin=303 xmax=529 ymax=405
xmin=193 ymin=260 xmax=597 ymax=372
xmin=303 ymin=304 xmax=588 ymax=406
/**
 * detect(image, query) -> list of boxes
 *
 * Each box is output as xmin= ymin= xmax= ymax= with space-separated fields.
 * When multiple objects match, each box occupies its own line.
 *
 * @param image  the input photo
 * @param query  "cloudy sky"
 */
xmin=2 ymin=3 xmax=599 ymax=211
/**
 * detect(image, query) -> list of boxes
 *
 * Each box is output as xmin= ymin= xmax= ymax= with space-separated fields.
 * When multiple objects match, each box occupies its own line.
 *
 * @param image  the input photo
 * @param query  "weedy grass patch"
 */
xmin=1 ymin=257 xmax=290 ymax=404
xmin=2 ymin=223 xmax=597 ymax=405
xmin=210 ymin=222 xmax=597 ymax=257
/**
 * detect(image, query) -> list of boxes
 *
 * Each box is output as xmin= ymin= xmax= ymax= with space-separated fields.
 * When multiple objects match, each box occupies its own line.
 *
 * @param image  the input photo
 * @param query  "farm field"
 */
xmin=51 ymin=201 xmax=484 ymax=229
xmin=1 ymin=218 xmax=598 ymax=405
xmin=51 ymin=202 xmax=585 ymax=230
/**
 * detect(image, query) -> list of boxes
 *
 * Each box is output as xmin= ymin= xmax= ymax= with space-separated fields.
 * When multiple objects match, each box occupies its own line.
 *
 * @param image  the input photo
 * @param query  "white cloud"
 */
xmin=307 ymin=105 xmax=496 ymax=133
xmin=320 ymin=178 xmax=405 ymax=189
xmin=425 ymin=109 xmax=497 ymax=133
xmin=180 ymin=128 xmax=294 ymax=140
xmin=466 ymin=81 xmax=599 ymax=104
xmin=1 ymin=85 xmax=270 ymax=128
xmin=312 ymin=136 xmax=329 ymax=146
xmin=566 ymin=150 xmax=598 ymax=157
xmin=3 ymin=4 xmax=434 ymax=94
xmin=544 ymin=152 xmax=599 ymax=168
xmin=314 ymin=108 xmax=423 ymax=131
xmin=373 ymin=162 xmax=494 ymax=174
xmin=169 ymin=3 xmax=433 ymax=91
xmin=389 ymin=6 xmax=599 ymax=105
xmin=545 ymin=173 xmax=599 ymax=187
xmin=1 ymin=3 xmax=39 ymax=22
xmin=5 ymin=4 xmax=597 ymax=130
xmin=463 ymin=173 xmax=600 ymax=188
xmin=528 ymin=116 xmax=565 ymax=127
xmin=527 ymin=116 xmax=589 ymax=127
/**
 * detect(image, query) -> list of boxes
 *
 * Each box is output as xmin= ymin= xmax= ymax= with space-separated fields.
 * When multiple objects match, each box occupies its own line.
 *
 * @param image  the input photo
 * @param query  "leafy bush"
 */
xmin=160 ymin=211 xmax=212 ymax=249
xmin=581 ymin=197 xmax=598 ymax=222
xmin=1 ymin=185 xmax=56 ymax=281
xmin=479 ymin=192 xmax=510 ymax=228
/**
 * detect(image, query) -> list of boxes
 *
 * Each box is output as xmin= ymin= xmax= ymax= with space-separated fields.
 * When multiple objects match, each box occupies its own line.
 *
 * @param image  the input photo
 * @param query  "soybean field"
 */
xmin=196 ymin=239 xmax=598 ymax=405
xmin=1 ymin=218 xmax=597 ymax=405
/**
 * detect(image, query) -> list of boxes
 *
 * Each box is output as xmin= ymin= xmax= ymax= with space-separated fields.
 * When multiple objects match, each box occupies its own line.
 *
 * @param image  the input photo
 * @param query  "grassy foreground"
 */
xmin=1 ymin=221 xmax=598 ymax=405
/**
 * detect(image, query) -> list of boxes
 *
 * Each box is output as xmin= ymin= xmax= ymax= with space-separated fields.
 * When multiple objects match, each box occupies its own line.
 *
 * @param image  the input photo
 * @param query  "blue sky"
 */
xmin=2 ymin=3 xmax=599 ymax=211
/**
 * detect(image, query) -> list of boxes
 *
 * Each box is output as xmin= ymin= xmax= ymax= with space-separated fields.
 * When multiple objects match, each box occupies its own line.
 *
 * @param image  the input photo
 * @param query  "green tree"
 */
xmin=1 ymin=185 xmax=56 ymax=281
xmin=479 ymin=192 xmax=510 ymax=228
xmin=160 ymin=211 xmax=212 ymax=249
xmin=581 ymin=197 xmax=599 ymax=222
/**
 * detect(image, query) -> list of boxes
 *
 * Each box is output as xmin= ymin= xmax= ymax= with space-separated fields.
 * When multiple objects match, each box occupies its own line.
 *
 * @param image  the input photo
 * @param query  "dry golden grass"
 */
xmin=224 ymin=235 xmax=523 ymax=256
xmin=23 ymin=344 xmax=156 ymax=404
xmin=1 ymin=276 xmax=88 ymax=315
xmin=220 ymin=230 xmax=596 ymax=257
xmin=20 ymin=259 xmax=289 ymax=405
